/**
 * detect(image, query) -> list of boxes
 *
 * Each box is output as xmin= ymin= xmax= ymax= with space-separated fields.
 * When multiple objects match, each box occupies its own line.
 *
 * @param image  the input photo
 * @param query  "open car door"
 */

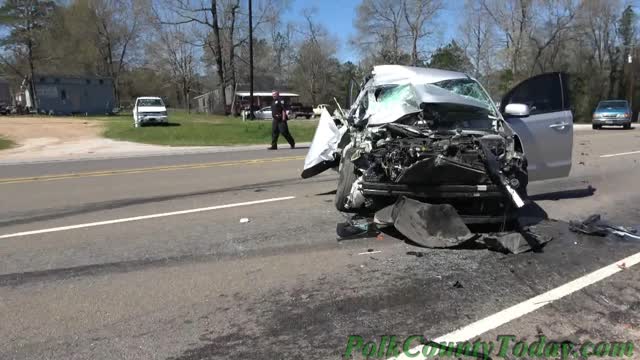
xmin=300 ymin=109 xmax=347 ymax=178
xmin=500 ymin=72 xmax=573 ymax=181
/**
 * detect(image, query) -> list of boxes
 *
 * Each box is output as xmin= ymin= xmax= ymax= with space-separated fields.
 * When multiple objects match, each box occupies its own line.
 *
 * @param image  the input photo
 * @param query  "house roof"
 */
xmin=193 ymin=91 xmax=300 ymax=99
xmin=235 ymin=91 xmax=299 ymax=97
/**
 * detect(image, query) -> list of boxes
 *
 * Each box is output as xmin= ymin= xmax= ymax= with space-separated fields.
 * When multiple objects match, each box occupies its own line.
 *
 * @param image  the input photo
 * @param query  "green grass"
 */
xmin=0 ymin=136 xmax=14 ymax=150
xmin=100 ymin=110 xmax=318 ymax=146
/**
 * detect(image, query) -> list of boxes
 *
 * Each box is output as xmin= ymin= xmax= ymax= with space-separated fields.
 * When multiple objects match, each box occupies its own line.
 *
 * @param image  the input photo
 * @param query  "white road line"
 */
xmin=0 ymin=196 xmax=295 ymax=240
xmin=358 ymin=250 xmax=382 ymax=255
xmin=600 ymin=150 xmax=640 ymax=158
xmin=391 ymin=251 xmax=640 ymax=359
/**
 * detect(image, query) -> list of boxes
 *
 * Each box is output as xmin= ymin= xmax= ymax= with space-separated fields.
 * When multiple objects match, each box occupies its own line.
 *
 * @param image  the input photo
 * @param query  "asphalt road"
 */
xmin=1 ymin=127 xmax=640 ymax=360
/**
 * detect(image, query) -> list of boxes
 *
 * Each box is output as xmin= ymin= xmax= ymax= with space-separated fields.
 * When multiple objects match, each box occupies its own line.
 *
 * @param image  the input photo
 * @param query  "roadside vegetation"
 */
xmin=0 ymin=136 xmax=14 ymax=150
xmin=100 ymin=111 xmax=318 ymax=146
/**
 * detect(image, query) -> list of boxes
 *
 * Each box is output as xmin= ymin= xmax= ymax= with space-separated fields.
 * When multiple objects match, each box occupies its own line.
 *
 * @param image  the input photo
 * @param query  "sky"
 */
xmin=281 ymin=0 xmax=464 ymax=63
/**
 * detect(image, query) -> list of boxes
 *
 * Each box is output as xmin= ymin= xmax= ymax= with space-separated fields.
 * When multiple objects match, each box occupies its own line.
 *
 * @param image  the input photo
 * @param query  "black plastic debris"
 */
xmin=452 ymin=281 xmax=464 ymax=289
xmin=376 ymin=197 xmax=475 ymax=248
xmin=337 ymin=216 xmax=379 ymax=240
xmin=480 ymin=228 xmax=552 ymax=254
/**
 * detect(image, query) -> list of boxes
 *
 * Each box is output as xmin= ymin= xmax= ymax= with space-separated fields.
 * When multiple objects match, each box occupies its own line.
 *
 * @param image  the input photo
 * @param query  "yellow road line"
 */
xmin=0 ymin=155 xmax=305 ymax=185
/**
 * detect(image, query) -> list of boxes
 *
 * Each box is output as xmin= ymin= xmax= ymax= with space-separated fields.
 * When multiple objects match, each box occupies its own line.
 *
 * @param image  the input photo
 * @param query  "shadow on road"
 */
xmin=529 ymin=186 xmax=596 ymax=201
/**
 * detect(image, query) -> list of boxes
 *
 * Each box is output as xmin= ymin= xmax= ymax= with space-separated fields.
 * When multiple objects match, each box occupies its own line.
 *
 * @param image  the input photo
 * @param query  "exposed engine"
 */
xmin=345 ymin=116 xmax=528 ymax=215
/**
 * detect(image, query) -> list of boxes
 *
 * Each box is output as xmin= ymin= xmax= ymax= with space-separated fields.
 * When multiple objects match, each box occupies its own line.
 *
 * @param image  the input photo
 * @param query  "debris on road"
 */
xmin=239 ymin=218 xmax=250 ymax=224
xmin=358 ymin=250 xmax=382 ymax=255
xmin=569 ymin=214 xmax=638 ymax=240
xmin=377 ymin=197 xmax=474 ymax=248
xmin=337 ymin=215 xmax=380 ymax=240
xmin=339 ymin=196 xmax=555 ymax=254
xmin=452 ymin=281 xmax=464 ymax=288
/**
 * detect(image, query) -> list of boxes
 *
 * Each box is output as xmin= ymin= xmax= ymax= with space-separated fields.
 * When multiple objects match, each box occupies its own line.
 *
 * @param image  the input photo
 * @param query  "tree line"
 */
xmin=0 ymin=0 xmax=638 ymax=121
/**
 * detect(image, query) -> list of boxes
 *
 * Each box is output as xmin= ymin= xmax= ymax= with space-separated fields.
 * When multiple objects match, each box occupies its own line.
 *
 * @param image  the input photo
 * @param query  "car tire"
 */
xmin=624 ymin=123 xmax=631 ymax=129
xmin=592 ymin=124 xmax=600 ymax=130
xmin=335 ymin=148 xmax=359 ymax=213
xmin=305 ymin=115 xmax=311 ymax=119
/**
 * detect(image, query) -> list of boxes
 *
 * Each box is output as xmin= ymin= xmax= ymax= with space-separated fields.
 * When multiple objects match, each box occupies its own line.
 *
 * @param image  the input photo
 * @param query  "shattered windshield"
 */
xmin=364 ymin=79 xmax=497 ymax=130
xmin=432 ymin=78 xmax=497 ymax=116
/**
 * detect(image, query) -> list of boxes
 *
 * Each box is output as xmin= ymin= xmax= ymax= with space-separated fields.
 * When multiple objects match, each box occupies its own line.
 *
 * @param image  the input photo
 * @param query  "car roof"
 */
xmin=371 ymin=65 xmax=469 ymax=86
xmin=137 ymin=97 xmax=163 ymax=100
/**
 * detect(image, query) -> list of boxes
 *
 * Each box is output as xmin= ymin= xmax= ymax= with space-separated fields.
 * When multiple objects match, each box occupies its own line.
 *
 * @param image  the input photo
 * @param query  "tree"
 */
xmin=290 ymin=11 xmax=340 ymax=105
xmin=147 ymin=24 xmax=198 ymax=112
xmin=0 ymin=0 xmax=56 ymax=110
xmin=353 ymin=0 xmax=407 ymax=64
xmin=89 ymin=0 xmax=147 ymax=106
xmin=481 ymin=0 xmax=535 ymax=81
xmin=460 ymin=0 xmax=496 ymax=78
xmin=428 ymin=40 xmax=473 ymax=72
xmin=402 ymin=0 xmax=442 ymax=65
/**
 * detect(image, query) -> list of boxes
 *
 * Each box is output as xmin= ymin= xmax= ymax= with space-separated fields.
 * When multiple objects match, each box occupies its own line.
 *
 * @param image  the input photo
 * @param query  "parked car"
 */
xmin=248 ymin=106 xmax=291 ymax=120
xmin=302 ymin=65 xmax=573 ymax=223
xmin=592 ymin=100 xmax=632 ymax=129
xmin=313 ymin=104 xmax=330 ymax=117
xmin=253 ymin=106 xmax=273 ymax=120
xmin=133 ymin=97 xmax=168 ymax=127
xmin=289 ymin=102 xmax=314 ymax=119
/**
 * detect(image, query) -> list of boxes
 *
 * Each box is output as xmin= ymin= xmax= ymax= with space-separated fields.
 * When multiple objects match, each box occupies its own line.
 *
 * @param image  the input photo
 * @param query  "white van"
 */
xmin=133 ymin=97 xmax=168 ymax=127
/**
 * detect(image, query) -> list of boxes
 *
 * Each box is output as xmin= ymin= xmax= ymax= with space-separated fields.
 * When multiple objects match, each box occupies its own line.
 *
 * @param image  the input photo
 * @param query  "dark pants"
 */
xmin=271 ymin=118 xmax=295 ymax=148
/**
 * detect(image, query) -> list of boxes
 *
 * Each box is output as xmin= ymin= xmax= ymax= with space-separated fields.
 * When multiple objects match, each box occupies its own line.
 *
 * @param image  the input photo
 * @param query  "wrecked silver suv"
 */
xmin=302 ymin=65 xmax=573 ymax=224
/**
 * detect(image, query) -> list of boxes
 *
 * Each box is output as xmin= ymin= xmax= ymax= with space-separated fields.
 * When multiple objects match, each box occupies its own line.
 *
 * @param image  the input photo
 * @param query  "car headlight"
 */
xmin=617 ymin=113 xmax=629 ymax=118
xmin=161 ymin=111 xmax=167 ymax=116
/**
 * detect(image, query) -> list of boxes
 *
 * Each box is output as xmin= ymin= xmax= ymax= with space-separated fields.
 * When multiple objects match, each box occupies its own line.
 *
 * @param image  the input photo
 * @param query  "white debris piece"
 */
xmin=239 ymin=218 xmax=250 ymax=224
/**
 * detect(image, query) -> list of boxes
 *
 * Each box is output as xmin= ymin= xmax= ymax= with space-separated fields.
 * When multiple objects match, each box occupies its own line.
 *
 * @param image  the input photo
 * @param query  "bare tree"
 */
xmin=291 ymin=11 xmax=338 ymax=105
xmin=402 ymin=0 xmax=443 ymax=65
xmin=528 ymin=0 xmax=577 ymax=74
xmin=481 ymin=0 xmax=535 ymax=79
xmin=353 ymin=0 xmax=408 ymax=64
xmin=90 ymin=0 xmax=147 ymax=106
xmin=460 ymin=0 xmax=496 ymax=77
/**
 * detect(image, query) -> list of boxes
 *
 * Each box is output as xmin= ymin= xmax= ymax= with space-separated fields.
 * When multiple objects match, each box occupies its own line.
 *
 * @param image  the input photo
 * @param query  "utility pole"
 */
xmin=248 ymin=0 xmax=254 ymax=119
xmin=629 ymin=49 xmax=635 ymax=117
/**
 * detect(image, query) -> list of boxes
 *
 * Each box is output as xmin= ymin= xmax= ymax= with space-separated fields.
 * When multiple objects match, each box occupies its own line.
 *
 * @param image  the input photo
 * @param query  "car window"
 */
xmin=261 ymin=107 xmax=270 ymax=112
xmin=137 ymin=99 xmax=164 ymax=107
xmin=597 ymin=101 xmax=627 ymax=110
xmin=502 ymin=73 xmax=563 ymax=115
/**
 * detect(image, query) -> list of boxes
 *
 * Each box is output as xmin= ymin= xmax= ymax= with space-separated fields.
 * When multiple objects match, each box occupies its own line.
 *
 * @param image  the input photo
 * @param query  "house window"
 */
xmin=60 ymin=90 xmax=67 ymax=101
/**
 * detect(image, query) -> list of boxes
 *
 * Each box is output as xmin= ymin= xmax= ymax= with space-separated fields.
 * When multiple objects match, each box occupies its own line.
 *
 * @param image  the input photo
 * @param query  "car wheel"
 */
xmin=592 ymin=124 xmax=599 ymax=130
xmin=305 ymin=115 xmax=311 ymax=119
xmin=335 ymin=148 xmax=359 ymax=213
xmin=624 ymin=123 xmax=631 ymax=129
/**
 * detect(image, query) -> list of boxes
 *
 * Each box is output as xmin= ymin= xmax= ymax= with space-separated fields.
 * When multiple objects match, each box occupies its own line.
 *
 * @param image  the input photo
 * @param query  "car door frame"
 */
xmin=500 ymin=72 xmax=573 ymax=181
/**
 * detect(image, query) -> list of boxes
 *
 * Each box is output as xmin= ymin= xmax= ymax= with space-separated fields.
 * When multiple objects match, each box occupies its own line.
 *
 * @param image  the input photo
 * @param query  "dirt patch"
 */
xmin=0 ymin=116 xmax=200 ymax=163
xmin=0 ymin=116 xmax=104 ymax=142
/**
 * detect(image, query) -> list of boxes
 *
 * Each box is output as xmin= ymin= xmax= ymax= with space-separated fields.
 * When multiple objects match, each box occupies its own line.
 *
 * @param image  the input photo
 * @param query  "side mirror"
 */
xmin=504 ymin=103 xmax=530 ymax=117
